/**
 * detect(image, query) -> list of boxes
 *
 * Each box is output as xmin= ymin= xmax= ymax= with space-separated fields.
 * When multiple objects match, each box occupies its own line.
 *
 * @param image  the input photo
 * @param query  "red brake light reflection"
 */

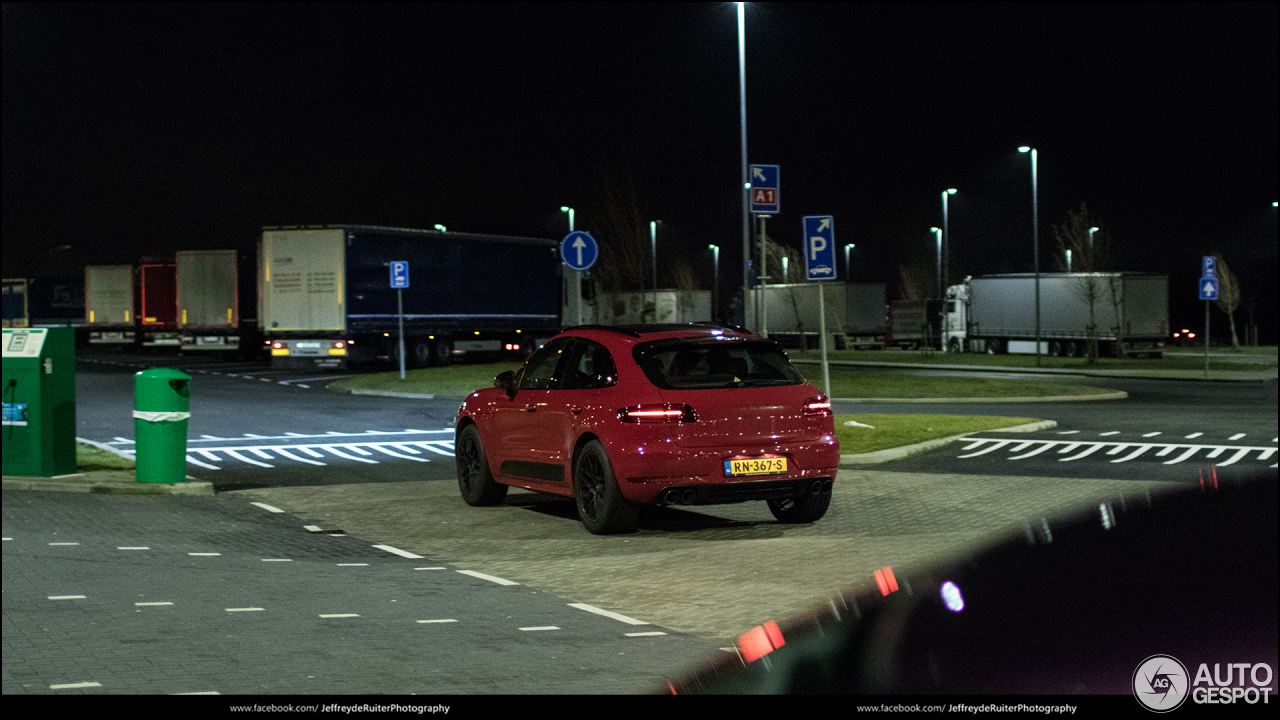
xmin=617 ymin=404 xmax=697 ymax=423
xmin=803 ymin=396 xmax=833 ymax=417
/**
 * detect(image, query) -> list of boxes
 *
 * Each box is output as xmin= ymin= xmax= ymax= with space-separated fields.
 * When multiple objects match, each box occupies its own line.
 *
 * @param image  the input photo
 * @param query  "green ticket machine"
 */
xmin=2 ymin=327 xmax=76 ymax=477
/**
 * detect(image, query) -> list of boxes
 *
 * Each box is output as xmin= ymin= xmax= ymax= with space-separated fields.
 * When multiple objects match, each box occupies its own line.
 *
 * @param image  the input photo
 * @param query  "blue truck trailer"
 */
xmin=259 ymin=225 xmax=562 ymax=369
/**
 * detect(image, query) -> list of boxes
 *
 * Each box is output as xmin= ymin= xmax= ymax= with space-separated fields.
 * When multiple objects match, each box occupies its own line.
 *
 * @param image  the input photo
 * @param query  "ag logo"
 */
xmin=1134 ymin=654 xmax=1190 ymax=712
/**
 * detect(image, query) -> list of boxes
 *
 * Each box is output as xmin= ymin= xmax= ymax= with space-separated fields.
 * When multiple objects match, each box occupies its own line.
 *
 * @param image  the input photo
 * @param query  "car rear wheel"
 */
xmin=767 ymin=482 xmax=831 ymax=524
xmin=456 ymin=424 xmax=507 ymax=506
xmin=573 ymin=440 xmax=638 ymax=534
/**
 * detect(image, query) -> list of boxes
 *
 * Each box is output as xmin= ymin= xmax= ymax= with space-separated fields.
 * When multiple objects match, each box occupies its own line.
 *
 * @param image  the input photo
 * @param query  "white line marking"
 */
xmin=1008 ymin=443 xmax=1055 ymax=460
xmin=249 ymin=448 xmax=275 ymax=459
xmin=457 ymin=569 xmax=519 ymax=586
xmin=1163 ymin=447 xmax=1202 ymax=465
xmin=625 ymin=631 xmax=668 ymax=637
xmin=1106 ymin=444 xmax=1131 ymax=455
xmin=48 ymin=542 xmax=80 ymax=546
xmin=415 ymin=567 xmax=446 ymax=570
xmin=319 ymin=614 xmax=360 ymax=618
xmin=1056 ymin=443 xmax=1081 ymax=454
xmin=250 ymin=502 xmax=285 ymax=513
xmin=391 ymin=443 xmax=422 ymax=454
xmin=411 ymin=442 xmax=456 ymax=456
xmin=369 ymin=445 xmax=430 ymax=462
xmin=1260 ymin=448 xmax=1277 ymax=460
xmin=186 ymin=455 xmax=221 ymax=469
xmin=1156 ymin=446 xmax=1176 ymax=457
xmin=1229 ymin=433 xmax=1246 ymax=441
xmin=1185 ymin=432 xmax=1204 ymax=439
xmin=300 ymin=447 xmax=325 ymax=458
xmin=117 ymin=547 xmax=150 ymax=550
xmin=519 ymin=626 xmax=560 ymax=631
xmin=568 ymin=602 xmax=649 ymax=625
xmin=189 ymin=552 xmax=221 ymax=556
xmin=417 ymin=619 xmax=458 ymax=624
xmin=303 ymin=525 xmax=323 ymax=532
xmin=373 ymin=544 xmax=424 ymax=559
xmin=1099 ymin=431 xmax=1121 ymax=436
xmin=50 ymin=682 xmax=102 ymax=690
xmin=1207 ymin=447 xmax=1227 ymax=459
xmin=957 ymin=440 xmax=1011 ymax=458
xmin=336 ymin=563 xmax=368 ymax=567
xmin=225 ymin=607 xmax=264 ymax=612
xmin=1111 ymin=445 xmax=1154 ymax=463
xmin=261 ymin=558 xmax=292 ymax=562
xmin=276 ymin=448 xmax=326 ymax=466
xmin=347 ymin=445 xmax=374 ymax=455
xmin=1056 ymin=430 xmax=1080 ymax=435
xmin=1059 ymin=444 xmax=1106 ymax=462
xmin=48 ymin=595 xmax=86 ymax=600
xmin=322 ymin=447 xmax=379 ymax=464
xmin=225 ymin=450 xmax=273 ymax=467
xmin=297 ymin=384 xmax=310 ymax=388
xmin=172 ymin=691 xmax=221 ymax=695
xmin=1216 ymin=448 xmax=1253 ymax=467
xmin=1142 ymin=432 xmax=1162 ymax=437
xmin=135 ymin=602 xmax=173 ymax=606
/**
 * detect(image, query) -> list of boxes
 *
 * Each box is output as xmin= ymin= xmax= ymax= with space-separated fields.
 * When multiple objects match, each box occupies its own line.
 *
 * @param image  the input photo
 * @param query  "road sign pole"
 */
xmin=819 ymin=281 xmax=830 ymax=398
xmin=760 ymin=215 xmax=768 ymax=337
xmin=1204 ymin=299 xmax=1210 ymax=379
xmin=398 ymin=288 xmax=406 ymax=380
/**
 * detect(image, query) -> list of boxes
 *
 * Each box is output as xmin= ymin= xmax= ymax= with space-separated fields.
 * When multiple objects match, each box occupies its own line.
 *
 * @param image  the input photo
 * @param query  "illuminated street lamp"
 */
xmin=781 ymin=255 xmax=789 ymax=282
xmin=1088 ymin=226 xmax=1098 ymax=250
xmin=709 ymin=244 xmax=721 ymax=321
xmin=1066 ymin=248 xmax=1073 ymax=274
xmin=1018 ymin=146 xmax=1041 ymax=366
xmin=560 ymin=206 xmax=575 ymax=233
xmin=931 ymin=227 xmax=943 ymax=298
xmin=941 ymin=188 xmax=956 ymax=292
xmin=844 ymin=243 xmax=855 ymax=280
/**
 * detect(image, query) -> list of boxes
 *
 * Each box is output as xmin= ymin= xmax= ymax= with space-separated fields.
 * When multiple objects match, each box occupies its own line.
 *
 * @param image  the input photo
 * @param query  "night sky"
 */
xmin=3 ymin=3 xmax=1277 ymax=339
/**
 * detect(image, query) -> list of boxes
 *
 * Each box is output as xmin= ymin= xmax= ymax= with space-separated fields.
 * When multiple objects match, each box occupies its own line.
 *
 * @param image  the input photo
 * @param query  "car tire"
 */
xmin=767 ymin=483 xmax=831 ymax=524
xmin=456 ymin=424 xmax=507 ymax=506
xmin=573 ymin=440 xmax=638 ymax=535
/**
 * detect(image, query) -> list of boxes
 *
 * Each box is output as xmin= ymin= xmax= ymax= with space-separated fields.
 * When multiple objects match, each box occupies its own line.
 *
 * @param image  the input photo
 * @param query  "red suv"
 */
xmin=455 ymin=324 xmax=840 ymax=534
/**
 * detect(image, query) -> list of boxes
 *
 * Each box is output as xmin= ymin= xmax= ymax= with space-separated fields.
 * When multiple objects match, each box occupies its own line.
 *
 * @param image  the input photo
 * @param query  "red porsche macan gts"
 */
xmin=455 ymin=324 xmax=840 ymax=534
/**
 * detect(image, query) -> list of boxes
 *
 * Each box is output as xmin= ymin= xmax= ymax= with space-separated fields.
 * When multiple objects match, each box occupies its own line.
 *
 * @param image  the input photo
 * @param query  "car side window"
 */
xmin=518 ymin=338 xmax=573 ymax=390
xmin=559 ymin=340 xmax=618 ymax=390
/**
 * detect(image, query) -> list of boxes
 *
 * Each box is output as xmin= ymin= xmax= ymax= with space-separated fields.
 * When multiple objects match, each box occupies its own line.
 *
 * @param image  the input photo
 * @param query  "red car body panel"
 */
xmin=456 ymin=326 xmax=840 ymax=506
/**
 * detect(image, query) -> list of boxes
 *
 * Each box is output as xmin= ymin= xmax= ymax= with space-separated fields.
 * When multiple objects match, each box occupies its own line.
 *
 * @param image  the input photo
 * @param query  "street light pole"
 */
xmin=561 ymin=206 xmax=580 ymax=326
xmin=737 ymin=2 xmax=750 ymax=327
xmin=1019 ymin=146 xmax=1041 ymax=366
xmin=931 ymin=227 xmax=942 ymax=298
xmin=941 ymin=188 xmax=956 ymax=294
xmin=844 ymin=243 xmax=855 ymax=281
xmin=709 ymin=244 xmax=720 ymax=322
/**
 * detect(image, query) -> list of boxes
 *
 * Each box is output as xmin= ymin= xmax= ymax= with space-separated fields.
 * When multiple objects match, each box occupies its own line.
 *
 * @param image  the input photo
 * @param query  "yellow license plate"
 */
xmin=725 ymin=457 xmax=788 ymax=477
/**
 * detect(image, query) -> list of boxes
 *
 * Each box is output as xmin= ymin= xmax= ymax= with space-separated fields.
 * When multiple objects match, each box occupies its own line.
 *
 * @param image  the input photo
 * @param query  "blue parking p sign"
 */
xmin=803 ymin=215 xmax=836 ymax=282
xmin=389 ymin=261 xmax=409 ymax=289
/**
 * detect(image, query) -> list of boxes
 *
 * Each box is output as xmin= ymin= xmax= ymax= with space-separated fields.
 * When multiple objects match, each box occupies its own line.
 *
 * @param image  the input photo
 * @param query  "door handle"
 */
xmin=570 ymin=406 xmax=583 ymax=415
xmin=524 ymin=404 xmax=538 ymax=412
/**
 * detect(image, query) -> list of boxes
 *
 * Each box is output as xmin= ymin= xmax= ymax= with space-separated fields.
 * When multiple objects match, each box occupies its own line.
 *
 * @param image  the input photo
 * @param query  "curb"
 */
xmin=345 ymin=388 xmax=437 ymax=399
xmin=832 ymin=391 xmax=1128 ymax=403
xmin=2 ymin=470 xmax=214 ymax=495
xmin=839 ymin=420 xmax=1058 ymax=465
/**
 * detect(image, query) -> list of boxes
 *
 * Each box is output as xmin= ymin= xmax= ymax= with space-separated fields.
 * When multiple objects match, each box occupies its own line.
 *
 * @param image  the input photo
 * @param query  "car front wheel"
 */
xmin=573 ymin=440 xmax=638 ymax=534
xmin=456 ymin=424 xmax=508 ymax=506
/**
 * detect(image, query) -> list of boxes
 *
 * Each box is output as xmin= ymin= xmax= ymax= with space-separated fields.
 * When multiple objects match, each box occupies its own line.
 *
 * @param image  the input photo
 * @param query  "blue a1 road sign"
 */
xmin=1202 ymin=256 xmax=1216 ymax=278
xmin=803 ymin=215 xmax=836 ymax=282
xmin=1199 ymin=277 xmax=1219 ymax=301
xmin=560 ymin=231 xmax=598 ymax=271
xmin=389 ymin=261 xmax=409 ymax=289
xmin=750 ymin=164 xmax=780 ymax=214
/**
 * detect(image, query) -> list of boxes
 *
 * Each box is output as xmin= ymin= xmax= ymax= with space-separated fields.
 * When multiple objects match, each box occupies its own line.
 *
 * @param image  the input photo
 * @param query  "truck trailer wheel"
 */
xmin=432 ymin=337 xmax=453 ymax=367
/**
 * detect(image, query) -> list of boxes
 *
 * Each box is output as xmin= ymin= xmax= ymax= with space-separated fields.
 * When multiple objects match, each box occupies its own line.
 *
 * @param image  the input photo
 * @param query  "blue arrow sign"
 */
xmin=803 ymin=215 xmax=836 ymax=282
xmin=560 ymin=231 xmax=598 ymax=271
xmin=1199 ymin=277 xmax=1219 ymax=301
xmin=389 ymin=260 xmax=409 ymax=289
xmin=1202 ymin=256 xmax=1216 ymax=278
xmin=750 ymin=164 xmax=780 ymax=214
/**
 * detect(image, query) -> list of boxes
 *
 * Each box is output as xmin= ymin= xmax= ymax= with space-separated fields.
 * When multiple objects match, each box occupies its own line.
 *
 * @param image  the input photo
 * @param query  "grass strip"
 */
xmin=835 ymin=413 xmax=1044 ymax=455
xmin=329 ymin=362 xmax=520 ymax=396
xmin=76 ymin=442 xmax=135 ymax=471
xmin=805 ymin=367 xmax=1112 ymax=399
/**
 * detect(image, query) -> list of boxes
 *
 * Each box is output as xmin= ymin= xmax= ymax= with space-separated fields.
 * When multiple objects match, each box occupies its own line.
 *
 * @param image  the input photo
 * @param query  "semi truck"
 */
xmin=84 ymin=265 xmax=136 ymax=345
xmin=746 ymin=282 xmax=887 ymax=350
xmin=259 ymin=225 xmax=562 ymax=369
xmin=943 ymin=273 xmax=1168 ymax=357
xmin=590 ymin=290 xmax=711 ymax=325
xmin=176 ymin=249 xmax=243 ymax=353
xmin=887 ymin=298 xmax=944 ymax=349
xmin=138 ymin=258 xmax=179 ymax=348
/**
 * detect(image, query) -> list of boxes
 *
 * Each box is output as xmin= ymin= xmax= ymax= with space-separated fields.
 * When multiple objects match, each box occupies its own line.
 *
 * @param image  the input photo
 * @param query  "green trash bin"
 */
xmin=134 ymin=368 xmax=191 ymax=483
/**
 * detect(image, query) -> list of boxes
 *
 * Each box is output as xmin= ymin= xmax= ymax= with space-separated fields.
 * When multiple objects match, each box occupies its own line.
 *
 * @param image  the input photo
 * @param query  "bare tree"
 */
xmin=1052 ymin=203 xmax=1111 ymax=362
xmin=588 ymin=167 xmax=652 ymax=295
xmin=1212 ymin=253 xmax=1242 ymax=349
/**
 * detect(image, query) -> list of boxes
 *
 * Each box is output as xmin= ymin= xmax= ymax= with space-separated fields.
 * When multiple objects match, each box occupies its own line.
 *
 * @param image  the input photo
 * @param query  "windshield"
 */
xmin=633 ymin=339 xmax=806 ymax=390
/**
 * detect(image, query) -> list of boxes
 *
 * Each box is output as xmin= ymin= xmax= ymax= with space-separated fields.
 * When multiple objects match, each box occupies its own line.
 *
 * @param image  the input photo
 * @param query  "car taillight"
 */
xmin=618 ymin=404 xmax=698 ymax=423
xmin=803 ymin=395 xmax=832 ymax=417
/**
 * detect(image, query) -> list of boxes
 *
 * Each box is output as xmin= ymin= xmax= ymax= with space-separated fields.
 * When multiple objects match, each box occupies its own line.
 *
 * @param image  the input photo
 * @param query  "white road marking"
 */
xmin=336 ymin=563 xmax=368 ymax=567
xmin=250 ymin=502 xmax=285 ymax=513
xmin=1008 ymin=443 xmax=1054 ymax=460
xmin=189 ymin=552 xmax=221 ymax=556
xmin=519 ymin=626 xmax=560 ymax=631
xmin=957 ymin=440 xmax=1012 ymax=458
xmin=568 ymin=603 xmax=649 ymax=625
xmin=49 ymin=542 xmax=80 ymax=546
xmin=50 ymin=682 xmax=102 ymax=690
xmin=48 ymin=595 xmax=86 ymax=600
xmin=457 ymin=569 xmax=519 ymax=586
xmin=186 ymin=455 xmax=221 ymax=470
xmin=1111 ymin=445 xmax=1154 ymax=463
xmin=135 ymin=602 xmax=173 ymax=606
xmin=225 ymin=450 xmax=273 ymax=468
xmin=958 ymin=436 xmax=1276 ymax=467
xmin=417 ymin=619 xmax=458 ymax=624
xmin=322 ymin=446 xmax=379 ymax=464
xmin=117 ymin=547 xmax=150 ymax=550
xmin=1056 ymin=430 xmax=1080 ymax=435
xmin=303 ymin=525 xmax=323 ymax=532
xmin=261 ymin=558 xmax=292 ymax=562
xmin=415 ymin=567 xmax=447 ymax=570
xmin=370 ymin=445 xmax=430 ymax=462
xmin=225 ymin=607 xmax=264 ymax=612
xmin=1142 ymin=432 xmax=1162 ymax=437
xmin=319 ymin=614 xmax=360 ymax=618
xmin=1099 ymin=431 xmax=1121 ymax=436
xmin=1185 ymin=432 xmax=1204 ymax=439
xmin=373 ymin=544 xmax=424 ymax=559
xmin=625 ymin=631 xmax=668 ymax=637
xmin=1229 ymin=433 xmax=1246 ymax=440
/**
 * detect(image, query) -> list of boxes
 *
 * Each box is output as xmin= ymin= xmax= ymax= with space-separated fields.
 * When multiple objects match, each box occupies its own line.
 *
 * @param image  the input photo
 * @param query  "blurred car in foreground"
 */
xmin=667 ymin=470 xmax=1277 ymax=696
xmin=455 ymin=324 xmax=840 ymax=534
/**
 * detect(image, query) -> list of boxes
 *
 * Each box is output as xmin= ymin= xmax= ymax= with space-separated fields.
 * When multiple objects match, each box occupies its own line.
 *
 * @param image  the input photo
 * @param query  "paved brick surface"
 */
xmin=234 ymin=470 xmax=1184 ymax=641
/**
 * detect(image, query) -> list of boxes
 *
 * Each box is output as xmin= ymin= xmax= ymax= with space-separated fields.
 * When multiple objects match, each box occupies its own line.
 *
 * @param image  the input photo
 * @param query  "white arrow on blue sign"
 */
xmin=560 ymin=231 xmax=598 ymax=271
xmin=750 ymin=164 xmax=780 ymax=214
xmin=803 ymin=215 xmax=836 ymax=282
xmin=389 ymin=261 xmax=410 ymax=289
xmin=1199 ymin=278 xmax=1219 ymax=301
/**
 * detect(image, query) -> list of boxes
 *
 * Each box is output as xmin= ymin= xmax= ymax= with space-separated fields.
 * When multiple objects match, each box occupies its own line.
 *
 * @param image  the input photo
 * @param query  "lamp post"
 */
xmin=844 ymin=243 xmax=855 ymax=281
xmin=560 ymin=206 xmax=580 ymax=326
xmin=1066 ymin=248 xmax=1073 ymax=274
xmin=781 ymin=255 xmax=789 ymax=282
xmin=931 ymin=227 xmax=942 ymax=298
xmin=737 ymin=2 xmax=749 ymax=327
xmin=650 ymin=221 xmax=659 ymax=292
xmin=709 ymin=244 xmax=720 ymax=322
xmin=1019 ymin=146 xmax=1041 ymax=366
xmin=434 ymin=224 xmax=446 ymax=233
xmin=941 ymin=188 xmax=956 ymax=293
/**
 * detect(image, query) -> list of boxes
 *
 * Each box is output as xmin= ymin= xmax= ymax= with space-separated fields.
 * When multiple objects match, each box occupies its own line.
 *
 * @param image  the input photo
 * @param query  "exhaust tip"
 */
xmin=681 ymin=489 xmax=697 ymax=505
xmin=661 ymin=489 xmax=679 ymax=506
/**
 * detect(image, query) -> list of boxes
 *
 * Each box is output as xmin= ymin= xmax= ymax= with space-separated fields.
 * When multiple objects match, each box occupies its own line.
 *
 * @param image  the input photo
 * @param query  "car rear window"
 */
xmin=633 ymin=339 xmax=805 ymax=390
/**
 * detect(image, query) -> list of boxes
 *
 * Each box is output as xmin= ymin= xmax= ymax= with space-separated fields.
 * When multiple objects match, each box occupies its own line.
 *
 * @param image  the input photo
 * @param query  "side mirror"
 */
xmin=494 ymin=370 xmax=517 ymax=398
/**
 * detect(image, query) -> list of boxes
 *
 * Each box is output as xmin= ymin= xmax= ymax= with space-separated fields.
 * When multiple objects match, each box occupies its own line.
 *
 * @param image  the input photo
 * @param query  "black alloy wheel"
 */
xmin=456 ymin=424 xmax=507 ymax=506
xmin=573 ymin=440 xmax=638 ymax=534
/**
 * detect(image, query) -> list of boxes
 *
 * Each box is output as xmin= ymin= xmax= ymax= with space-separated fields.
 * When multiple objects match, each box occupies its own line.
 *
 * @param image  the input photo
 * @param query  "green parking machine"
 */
xmin=2 ymin=327 xmax=77 ymax=477
xmin=133 ymin=368 xmax=191 ymax=483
